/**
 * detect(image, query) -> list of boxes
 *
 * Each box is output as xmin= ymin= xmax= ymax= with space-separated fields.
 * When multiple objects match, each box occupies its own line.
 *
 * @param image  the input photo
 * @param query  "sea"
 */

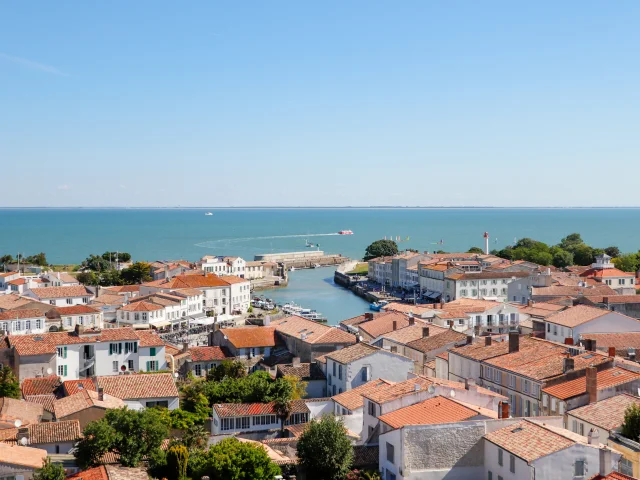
xmin=2 ymin=208 xmax=640 ymax=324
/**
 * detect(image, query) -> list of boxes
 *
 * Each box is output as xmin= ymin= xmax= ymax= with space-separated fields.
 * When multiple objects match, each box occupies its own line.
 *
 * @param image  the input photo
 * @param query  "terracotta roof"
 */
xmin=276 ymin=363 xmax=326 ymax=381
xmin=546 ymin=305 xmax=618 ymax=328
xmin=357 ymin=311 xmax=412 ymax=339
xmin=436 ymin=351 xmax=449 ymax=361
xmin=67 ymin=466 xmax=109 ymax=480
xmin=508 ymin=351 xmax=609 ymax=381
xmin=272 ymin=316 xmax=355 ymax=345
xmin=451 ymin=335 xmax=549 ymax=362
xmin=379 ymin=323 xmax=448 ymax=344
xmin=95 ymin=373 xmax=179 ymax=400
xmin=0 ymin=294 xmax=44 ymax=311
xmin=382 ymin=303 xmax=437 ymax=316
xmin=569 ymin=394 xmax=640 ymax=432
xmin=220 ymin=326 xmax=277 ymax=348
xmin=120 ymin=301 xmax=164 ymax=312
xmin=148 ymin=273 xmax=229 ymax=289
xmin=51 ymin=272 xmax=79 ymax=284
xmin=54 ymin=390 xmax=125 ymax=419
xmin=438 ymin=298 xmax=509 ymax=314
xmin=29 ymin=286 xmax=93 ymax=299
xmin=446 ymin=271 xmax=529 ymax=281
xmin=218 ymin=275 xmax=249 ymax=285
xmin=0 ymin=397 xmax=44 ymax=425
xmin=213 ymin=399 xmax=309 ymax=417
xmin=135 ymin=329 xmax=165 ymax=347
xmin=50 ymin=305 xmax=100 ymax=316
xmin=2 ymin=420 xmax=82 ymax=445
xmin=189 ymin=346 xmax=232 ymax=362
xmin=324 ymin=343 xmax=381 ymax=364
xmin=9 ymin=328 xmax=143 ymax=356
xmin=21 ymin=375 xmax=61 ymax=396
xmin=8 ymin=278 xmax=27 ymax=286
xmin=514 ymin=302 xmax=567 ymax=319
xmin=91 ymin=294 xmax=127 ymax=307
xmin=171 ymin=288 xmax=204 ymax=297
xmin=531 ymin=285 xmax=617 ymax=297
xmin=104 ymin=285 xmax=141 ymax=294
xmin=24 ymin=394 xmax=56 ymax=413
xmin=581 ymin=333 xmax=640 ymax=355
xmin=486 ymin=420 xmax=582 ymax=463
xmin=424 ymin=360 xmax=436 ymax=371
xmin=0 ymin=443 xmax=47 ymax=469
xmin=589 ymin=472 xmax=637 ymax=480
xmin=581 ymin=268 xmax=635 ymax=278
xmin=542 ymin=367 xmax=640 ymax=400
xmin=332 ymin=379 xmax=395 ymax=411
xmin=378 ymin=396 xmax=481 ymax=429
xmin=63 ymin=379 xmax=97 ymax=396
xmin=406 ymin=329 xmax=468 ymax=354
xmin=0 ymin=309 xmax=45 ymax=320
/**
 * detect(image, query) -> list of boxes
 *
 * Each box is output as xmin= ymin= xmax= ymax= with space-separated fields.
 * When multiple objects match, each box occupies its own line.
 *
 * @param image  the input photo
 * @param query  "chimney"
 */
xmin=508 ymin=331 xmax=519 ymax=353
xmin=365 ymin=313 xmax=373 ymax=321
xmin=292 ymin=357 xmax=301 ymax=368
xmin=414 ymin=383 xmax=421 ymax=391
xmin=499 ymin=401 xmax=509 ymax=419
xmin=485 ymin=336 xmax=492 ymax=346
xmin=608 ymin=346 xmax=616 ymax=358
xmin=464 ymin=378 xmax=476 ymax=391
xmin=98 ymin=387 xmax=104 ymax=401
xmin=17 ymin=427 xmax=29 ymax=444
xmin=563 ymin=357 xmax=575 ymax=374
xmin=527 ymin=299 xmax=533 ymax=307
xmin=629 ymin=348 xmax=636 ymax=361
xmin=588 ymin=428 xmax=599 ymax=445
xmin=422 ymin=327 xmax=429 ymax=338
xmin=589 ymin=339 xmax=597 ymax=352
xmin=564 ymin=337 xmax=574 ymax=346
xmin=586 ymin=367 xmax=598 ymax=404
xmin=466 ymin=335 xmax=473 ymax=345
xmin=182 ymin=342 xmax=189 ymax=353
xmin=392 ymin=320 xmax=397 ymax=331
xmin=603 ymin=297 xmax=609 ymax=305
xmin=75 ymin=324 xmax=85 ymax=336
xmin=408 ymin=314 xmax=415 ymax=326
xmin=599 ymin=447 xmax=613 ymax=476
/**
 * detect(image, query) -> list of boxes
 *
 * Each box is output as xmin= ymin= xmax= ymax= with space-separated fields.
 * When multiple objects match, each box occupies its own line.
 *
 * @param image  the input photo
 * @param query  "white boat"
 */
xmin=289 ymin=266 xmax=296 ymax=272
xmin=313 ymin=263 xmax=321 ymax=268
xmin=338 ymin=230 xmax=353 ymax=235
xmin=204 ymin=212 xmax=213 ymax=216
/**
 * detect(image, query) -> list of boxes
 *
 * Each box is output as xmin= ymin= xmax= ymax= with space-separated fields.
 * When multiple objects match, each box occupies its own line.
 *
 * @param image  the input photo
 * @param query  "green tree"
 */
xmin=181 ymin=424 xmax=209 ymax=451
xmin=297 ymin=415 xmax=353 ymax=480
xmin=467 ymin=247 xmax=484 ymax=254
xmin=33 ymin=458 xmax=65 ymax=480
xmin=347 ymin=470 xmax=382 ymax=480
xmin=191 ymin=437 xmax=280 ymax=480
xmin=622 ymin=403 xmax=640 ymax=441
xmin=76 ymin=271 xmax=99 ymax=285
xmin=102 ymin=251 xmax=132 ymax=263
xmin=182 ymin=386 xmax=210 ymax=423
xmin=0 ymin=366 xmax=21 ymax=399
xmin=82 ymin=254 xmax=111 ymax=272
xmin=528 ymin=251 xmax=553 ymax=266
xmin=120 ymin=262 xmax=152 ymax=284
xmin=559 ymin=233 xmax=584 ymax=250
xmin=207 ymin=360 xmax=246 ymax=382
xmin=571 ymin=244 xmax=595 ymax=266
xmin=99 ymin=269 xmax=123 ymax=287
xmin=281 ymin=374 xmax=308 ymax=400
xmin=0 ymin=254 xmax=15 ymax=266
xmin=167 ymin=445 xmax=189 ymax=480
xmin=613 ymin=254 xmax=640 ymax=273
xmin=273 ymin=397 xmax=293 ymax=436
xmin=74 ymin=418 xmax=116 ymax=468
xmin=25 ymin=252 xmax=48 ymax=266
xmin=550 ymin=248 xmax=573 ymax=268
xmin=363 ymin=240 xmax=398 ymax=261
xmin=604 ymin=246 xmax=621 ymax=258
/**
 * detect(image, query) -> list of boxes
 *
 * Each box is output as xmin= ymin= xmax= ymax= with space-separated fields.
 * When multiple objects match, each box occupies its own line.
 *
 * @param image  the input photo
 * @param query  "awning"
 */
xmin=190 ymin=317 xmax=216 ymax=326
xmin=428 ymin=292 xmax=442 ymax=299
xmin=130 ymin=323 xmax=150 ymax=330
xmin=151 ymin=321 xmax=171 ymax=328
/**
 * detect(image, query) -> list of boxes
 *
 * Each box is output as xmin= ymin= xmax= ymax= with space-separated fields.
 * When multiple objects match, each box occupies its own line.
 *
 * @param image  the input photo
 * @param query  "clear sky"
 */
xmin=1 ymin=1 xmax=639 ymax=207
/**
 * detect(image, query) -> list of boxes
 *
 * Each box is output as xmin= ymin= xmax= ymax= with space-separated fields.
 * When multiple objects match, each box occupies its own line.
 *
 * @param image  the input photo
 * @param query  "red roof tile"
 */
xmin=29 ymin=286 xmax=93 ymax=299
xmin=378 ymin=396 xmax=481 ymax=429
xmin=50 ymin=305 xmax=100 ymax=315
xmin=542 ymin=367 xmax=640 ymax=400
xmin=21 ymin=375 xmax=61 ymax=396
xmin=95 ymin=373 xmax=179 ymax=400
xmin=189 ymin=346 xmax=232 ymax=362
xmin=569 ymin=393 xmax=640 ymax=431
xmin=220 ymin=326 xmax=277 ymax=349
xmin=64 ymin=379 xmax=97 ymax=396
xmin=0 ymin=309 xmax=45 ymax=320
xmin=213 ymin=399 xmax=309 ymax=418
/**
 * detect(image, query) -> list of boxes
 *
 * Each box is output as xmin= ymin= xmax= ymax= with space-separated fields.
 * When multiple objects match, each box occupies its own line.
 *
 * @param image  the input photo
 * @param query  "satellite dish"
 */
xmin=449 ymin=389 xmax=456 ymax=398
xmin=427 ymin=385 xmax=436 ymax=394
xmin=20 ymin=436 xmax=28 ymax=446
xmin=14 ymin=419 xmax=22 ymax=428
xmin=46 ymin=368 xmax=53 ymax=375
xmin=174 ymin=372 xmax=179 ymax=378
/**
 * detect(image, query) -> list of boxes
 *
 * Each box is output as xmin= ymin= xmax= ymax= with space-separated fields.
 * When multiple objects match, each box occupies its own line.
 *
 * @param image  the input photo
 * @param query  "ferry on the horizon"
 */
xmin=338 ymin=230 xmax=354 ymax=235
xmin=204 ymin=212 xmax=213 ymax=216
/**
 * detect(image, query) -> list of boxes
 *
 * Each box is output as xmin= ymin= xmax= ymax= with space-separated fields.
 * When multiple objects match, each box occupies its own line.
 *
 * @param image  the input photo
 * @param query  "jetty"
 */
xmin=254 ymin=251 xmax=349 ymax=270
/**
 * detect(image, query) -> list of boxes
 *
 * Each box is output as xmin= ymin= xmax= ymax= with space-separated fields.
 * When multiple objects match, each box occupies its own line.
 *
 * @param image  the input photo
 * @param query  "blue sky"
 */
xmin=1 ymin=1 xmax=639 ymax=207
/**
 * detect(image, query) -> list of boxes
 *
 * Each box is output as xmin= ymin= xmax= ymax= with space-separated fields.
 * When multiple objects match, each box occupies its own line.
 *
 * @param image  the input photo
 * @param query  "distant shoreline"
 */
xmin=2 ymin=206 xmax=640 ymax=210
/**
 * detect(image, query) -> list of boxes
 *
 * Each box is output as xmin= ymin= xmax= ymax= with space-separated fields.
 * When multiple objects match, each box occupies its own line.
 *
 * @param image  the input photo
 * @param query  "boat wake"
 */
xmin=195 ymin=232 xmax=340 ymax=248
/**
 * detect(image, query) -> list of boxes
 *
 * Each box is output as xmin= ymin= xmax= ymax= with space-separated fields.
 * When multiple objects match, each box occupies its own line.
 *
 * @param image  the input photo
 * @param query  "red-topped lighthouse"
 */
xmin=483 ymin=232 xmax=489 ymax=255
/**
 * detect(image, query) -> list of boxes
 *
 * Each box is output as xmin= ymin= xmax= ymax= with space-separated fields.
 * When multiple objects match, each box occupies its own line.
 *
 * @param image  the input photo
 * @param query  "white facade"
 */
xmin=545 ymin=311 xmax=640 ymax=344
xmin=125 ymin=395 xmax=179 ymax=411
xmin=52 ymin=311 xmax=104 ymax=332
xmin=444 ymin=275 xmax=526 ymax=303
xmin=0 ymin=314 xmax=46 ymax=336
xmin=226 ymin=280 xmax=251 ymax=314
xmin=27 ymin=290 xmax=94 ymax=307
xmin=200 ymin=256 xmax=247 ymax=278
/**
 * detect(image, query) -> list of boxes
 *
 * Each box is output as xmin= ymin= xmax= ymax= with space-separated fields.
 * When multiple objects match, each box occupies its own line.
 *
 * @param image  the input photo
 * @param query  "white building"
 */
xmin=45 ymin=305 xmax=104 ymax=332
xmin=323 ymin=343 xmax=415 ymax=396
xmin=444 ymin=271 xmax=530 ymax=303
xmin=0 ymin=309 xmax=47 ymax=335
xmin=42 ymin=272 xmax=80 ymax=287
xmin=26 ymin=285 xmax=95 ymax=307
xmin=115 ymin=289 xmax=204 ymax=329
xmin=95 ymin=372 xmax=179 ymax=410
xmin=544 ymin=305 xmax=640 ymax=344
xmin=211 ymin=399 xmax=313 ymax=435
xmin=580 ymin=254 xmax=637 ymax=295
xmin=367 ymin=256 xmax=394 ymax=286
xmin=199 ymin=256 xmax=247 ymax=278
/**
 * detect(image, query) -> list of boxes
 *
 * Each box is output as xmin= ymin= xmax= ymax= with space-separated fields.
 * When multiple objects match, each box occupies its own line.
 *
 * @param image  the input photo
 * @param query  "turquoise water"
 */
xmin=2 ymin=208 xmax=640 ymax=264
xmin=3 ymin=207 xmax=640 ymax=325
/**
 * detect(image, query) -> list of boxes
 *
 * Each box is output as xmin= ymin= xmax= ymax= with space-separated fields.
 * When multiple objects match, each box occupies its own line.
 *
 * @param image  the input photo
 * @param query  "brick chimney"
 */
xmin=16 ymin=427 xmax=29 ymax=445
xmin=422 ymin=327 xmax=429 ymax=338
xmin=392 ymin=320 xmax=397 ymax=331
xmin=527 ymin=299 xmax=533 ymax=307
xmin=562 ymin=357 xmax=574 ymax=374
xmin=364 ymin=313 xmax=373 ymax=321
xmin=466 ymin=335 xmax=473 ymax=345
xmin=182 ymin=342 xmax=189 ymax=353
xmin=564 ymin=337 xmax=574 ymax=346
xmin=499 ymin=401 xmax=509 ymax=419
xmin=508 ymin=331 xmax=519 ymax=353
xmin=408 ymin=314 xmax=415 ymax=326
xmin=98 ymin=387 xmax=104 ymax=401
xmin=603 ymin=297 xmax=609 ymax=305
xmin=586 ymin=367 xmax=598 ymax=404
xmin=608 ymin=346 xmax=616 ymax=357
xmin=292 ymin=357 xmax=301 ymax=367
xmin=485 ymin=336 xmax=492 ymax=346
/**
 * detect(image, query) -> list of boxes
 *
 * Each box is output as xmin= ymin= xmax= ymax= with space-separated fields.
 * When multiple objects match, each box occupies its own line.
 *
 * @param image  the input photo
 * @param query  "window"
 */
xmin=128 ymin=360 xmax=134 ymax=371
xmin=619 ymin=457 xmax=633 ymax=475
xmin=472 ymin=289 xmax=477 ymax=296
xmin=50 ymin=300 xmax=55 ymax=305
xmin=57 ymin=347 xmax=67 ymax=359
xmin=83 ymin=297 xmax=89 ymax=303
xmin=574 ymin=460 xmax=585 ymax=476
xmin=508 ymin=374 xmax=516 ymax=388
xmin=481 ymin=289 xmax=487 ymax=295
xmin=460 ymin=289 xmax=467 ymax=296
xmin=333 ymin=361 xmax=336 ymax=376
xmin=195 ymin=365 xmax=202 ymax=376
xmin=488 ymin=472 xmax=492 ymax=480
xmin=498 ymin=448 xmax=503 ymax=466
xmin=57 ymin=365 xmax=67 ymax=376
xmin=221 ymin=418 xmax=233 ymax=431
xmin=36 ymin=319 xmax=41 ymax=329
xmin=66 ymin=298 xmax=73 ymax=305
xmin=338 ymin=364 xmax=343 ymax=380
xmin=523 ymin=380 xmax=529 ymax=393
xmin=113 ymin=361 xmax=119 ymax=372
xmin=125 ymin=342 xmax=138 ymax=354
xmin=109 ymin=343 xmax=122 ymax=355
xmin=150 ymin=347 xmax=156 ymax=356
xmin=579 ymin=423 xmax=584 ymax=436
xmin=510 ymin=455 xmax=515 ymax=473
xmin=146 ymin=400 xmax=169 ymax=408
xmin=498 ymin=477 xmax=503 ymax=480
xmin=361 ymin=366 xmax=370 ymax=382
xmin=386 ymin=442 xmax=394 ymax=464
xmin=368 ymin=401 xmax=376 ymax=416
xmin=146 ymin=360 xmax=159 ymax=371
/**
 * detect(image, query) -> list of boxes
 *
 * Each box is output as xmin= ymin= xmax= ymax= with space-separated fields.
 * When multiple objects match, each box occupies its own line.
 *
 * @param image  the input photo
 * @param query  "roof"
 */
xmin=67 ymin=466 xmax=109 ymax=480
xmin=382 ymin=303 xmax=437 ymax=316
xmin=189 ymin=346 xmax=232 ymax=362
xmin=437 ymin=298 xmax=508 ymax=314
xmin=1 ymin=420 xmax=82 ymax=445
xmin=272 ymin=316 xmax=356 ymax=345
xmin=542 ymin=367 xmax=640 ymax=400
xmin=134 ymin=329 xmax=165 ymax=347
xmin=29 ymin=286 xmax=92 ymax=299
xmin=436 ymin=351 xmax=449 ymax=361
xmin=356 ymin=311 xmax=413 ymax=339
xmin=531 ymin=284 xmax=617 ymax=297
xmin=450 ymin=335 xmax=546 ymax=362
xmin=51 ymin=272 xmax=79 ymax=284
xmin=91 ymin=293 xmax=127 ymax=307
xmin=8 ymin=278 xmax=27 ymax=286
xmin=406 ymin=329 xmax=468 ymax=354
xmin=146 ymin=273 xmax=229 ymax=289
xmin=324 ymin=343 xmax=381 ymax=364
xmin=69 ymin=465 xmax=149 ymax=480
xmin=0 ymin=397 xmax=44 ymax=425
xmin=104 ymin=285 xmax=141 ymax=294
xmin=24 ymin=394 xmax=56 ymax=413
xmin=0 ymin=294 xmax=43 ymax=310
xmin=514 ymin=302 xmax=567 ymax=319
xmin=581 ymin=333 xmax=640 ymax=355
xmin=580 ymin=268 xmax=635 ymax=278
xmin=49 ymin=305 xmax=100 ymax=316
xmin=219 ymin=326 xmax=277 ymax=348
xmin=332 ymin=379 xmax=395 ymax=411
xmin=21 ymin=375 xmax=61 ymax=396
xmin=213 ymin=399 xmax=309 ymax=417
xmin=546 ymin=305 xmax=616 ymax=328
xmin=378 ymin=396 xmax=483 ymax=429
xmin=9 ymin=328 xmax=145 ymax=356
xmin=585 ymin=295 xmax=640 ymax=305
xmin=276 ymin=363 xmax=326 ymax=381
xmin=589 ymin=473 xmax=638 ymax=480
xmin=0 ymin=443 xmax=47 ymax=469
xmin=218 ymin=275 xmax=249 ymax=285
xmin=120 ymin=301 xmax=164 ymax=312
xmin=0 ymin=309 xmax=45 ymax=320
xmin=484 ymin=419 xmax=575 ymax=463
xmin=569 ymin=394 xmax=640 ymax=432
xmin=379 ymin=323 xmax=448 ymax=344
xmin=95 ymin=373 xmax=179 ymax=400
xmin=54 ymin=389 xmax=125 ymax=419
xmin=446 ymin=271 xmax=529 ymax=280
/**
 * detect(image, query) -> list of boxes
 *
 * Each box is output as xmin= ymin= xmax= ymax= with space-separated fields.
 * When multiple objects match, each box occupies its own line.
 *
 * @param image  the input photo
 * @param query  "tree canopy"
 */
xmin=363 ymin=240 xmax=398 ymax=261
xmin=0 ymin=366 xmax=21 ymax=399
xmin=467 ymin=247 xmax=484 ymax=254
xmin=297 ymin=415 xmax=353 ymax=480
xmin=33 ymin=458 xmax=65 ymax=480
xmin=622 ymin=403 xmax=640 ymax=441
xmin=201 ymin=370 xmax=293 ymax=405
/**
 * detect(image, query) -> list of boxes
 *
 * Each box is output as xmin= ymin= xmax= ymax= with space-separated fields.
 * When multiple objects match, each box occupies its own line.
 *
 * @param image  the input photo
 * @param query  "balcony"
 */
xmin=81 ymin=355 xmax=95 ymax=372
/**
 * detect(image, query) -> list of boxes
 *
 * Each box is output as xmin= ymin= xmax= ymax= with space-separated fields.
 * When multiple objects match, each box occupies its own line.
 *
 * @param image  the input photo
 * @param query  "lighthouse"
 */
xmin=483 ymin=232 xmax=489 ymax=255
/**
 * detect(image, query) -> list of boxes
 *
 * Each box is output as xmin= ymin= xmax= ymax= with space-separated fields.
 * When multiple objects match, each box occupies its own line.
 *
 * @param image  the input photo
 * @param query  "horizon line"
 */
xmin=3 ymin=206 xmax=640 ymax=210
